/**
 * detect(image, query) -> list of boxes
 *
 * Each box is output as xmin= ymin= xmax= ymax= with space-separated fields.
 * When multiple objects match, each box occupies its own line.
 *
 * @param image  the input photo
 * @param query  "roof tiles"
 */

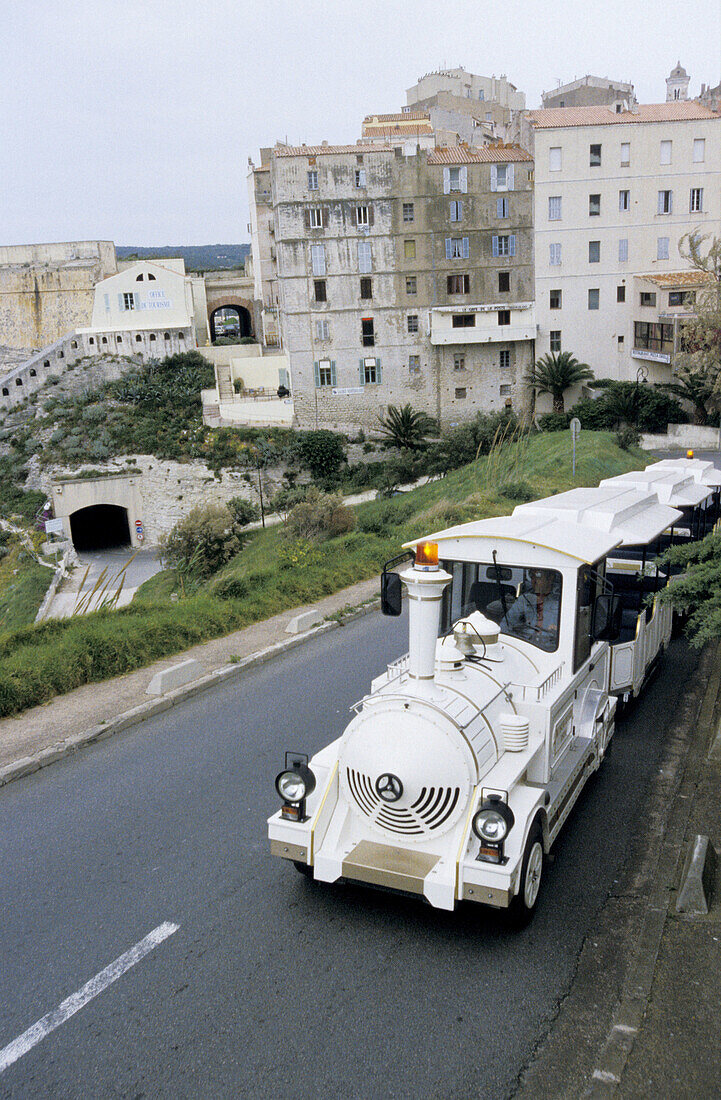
xmin=427 ymin=144 xmax=533 ymax=163
xmin=273 ymin=143 xmax=393 ymax=157
xmin=528 ymin=101 xmax=719 ymax=128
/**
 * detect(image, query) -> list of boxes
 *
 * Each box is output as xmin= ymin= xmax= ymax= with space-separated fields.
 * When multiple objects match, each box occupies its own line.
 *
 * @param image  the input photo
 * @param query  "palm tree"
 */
xmin=658 ymin=367 xmax=715 ymax=426
xmin=525 ymin=352 xmax=594 ymax=414
xmin=377 ymin=404 xmax=438 ymax=450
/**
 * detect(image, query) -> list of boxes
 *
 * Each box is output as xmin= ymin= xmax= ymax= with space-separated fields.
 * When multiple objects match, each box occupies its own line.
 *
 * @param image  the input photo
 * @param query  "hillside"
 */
xmin=116 ymin=244 xmax=250 ymax=271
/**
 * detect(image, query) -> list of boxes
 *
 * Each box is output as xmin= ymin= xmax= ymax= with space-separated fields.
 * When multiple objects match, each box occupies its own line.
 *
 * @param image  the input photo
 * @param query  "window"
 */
xmin=446 ymin=166 xmax=467 ymax=193
xmin=453 ymin=353 xmax=465 ymax=371
xmin=499 ymin=384 xmax=511 ymax=396
xmin=452 ymin=314 xmax=475 ymax=328
xmin=361 ymin=318 xmax=375 ymax=346
xmin=409 ymin=355 xmax=421 ymax=373
xmin=404 ymin=239 xmax=416 ymax=259
xmin=496 ymin=197 xmax=508 ymax=219
xmin=620 ymin=142 xmax=630 ymax=166
xmin=360 ymin=276 xmax=372 ymax=299
xmin=356 ymin=154 xmax=363 ymax=164
xmin=362 ymin=357 xmax=379 ymax=383
xmin=402 ymin=202 xmax=414 ymax=222
xmin=455 ymin=388 xmax=467 ymax=399
xmin=308 ymin=170 xmax=318 ymax=190
xmin=619 ymin=189 xmax=630 ymax=212
xmin=135 ymin=334 xmax=142 ymax=342
xmin=491 ymin=164 xmax=510 ymax=191
xmin=640 ymin=292 xmax=656 ymax=307
xmin=657 ymin=190 xmax=673 ymax=214
xmin=407 ymin=314 xmax=419 ymax=333
xmin=445 ymin=236 xmax=469 ymax=259
xmin=693 ymin=138 xmax=706 ymax=163
xmin=450 ymin=200 xmax=463 ymax=221
xmin=498 ymin=309 xmax=510 ymax=326
xmin=550 ymin=330 xmax=562 ymax=353
xmin=549 ymin=146 xmax=562 ymax=171
xmin=311 ymin=243 xmax=326 ymax=276
xmin=590 ymin=144 xmax=601 ymax=166
xmin=492 ymin=234 xmax=515 ymax=257
xmin=500 ymin=349 xmax=511 ymax=370
xmin=122 ymin=292 xmax=135 ymax=310
xmin=308 ymin=206 xmax=323 ymax=228
xmin=690 ymin=188 xmax=703 ymax=213
xmin=618 ymin=335 xmax=624 ymax=346
xmin=314 ymin=279 xmax=327 ymax=303
xmin=634 ymin=321 xmax=673 ymax=355
xmin=589 ymin=194 xmax=601 ymax=216
xmin=669 ymin=290 xmax=695 ymax=307
xmin=617 ymin=285 xmax=626 ymax=302
xmin=478 ymin=89 xmax=485 ymax=101
xmin=588 ymin=289 xmax=599 ymax=310
xmin=660 ymin=140 xmax=672 ymax=165
xmin=619 ymin=238 xmax=628 ymax=262
xmin=548 ymin=196 xmax=562 ymax=220
xmin=356 ymin=204 xmax=370 ymax=227
xmin=316 ymin=359 xmax=333 ymax=386
xmin=447 ymin=273 xmax=470 ymax=294
xmin=498 ymin=271 xmax=510 ymax=292
xmin=549 ymin=289 xmax=562 ymax=309
xmin=549 ymin=243 xmax=561 ymax=266
xmin=358 ymin=240 xmax=372 ymax=273
xmin=405 ymin=276 xmax=417 ymax=295
xmin=355 ymin=168 xmax=366 ymax=188
xmin=657 ymin=237 xmax=670 ymax=261
xmin=589 ymin=240 xmax=600 ymax=263
xmin=315 ymin=319 xmax=329 ymax=340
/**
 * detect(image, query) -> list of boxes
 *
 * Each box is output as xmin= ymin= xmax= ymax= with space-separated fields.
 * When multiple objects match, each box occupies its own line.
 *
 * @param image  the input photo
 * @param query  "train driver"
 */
xmin=500 ymin=568 xmax=561 ymax=650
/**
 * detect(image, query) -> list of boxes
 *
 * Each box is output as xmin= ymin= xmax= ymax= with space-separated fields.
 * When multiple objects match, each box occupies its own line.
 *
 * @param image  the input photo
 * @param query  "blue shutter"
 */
xmin=314 ymin=361 xmax=320 ymax=387
xmin=134 ymin=293 xmax=141 ymax=309
xmin=462 ymin=237 xmax=469 ymax=259
xmin=507 ymin=164 xmax=515 ymax=191
xmin=376 ymin=358 xmax=382 ymax=384
xmin=490 ymin=165 xmax=498 ymax=192
xmin=509 ymin=235 xmax=516 ymax=257
xmin=492 ymin=236 xmax=499 ymax=257
xmin=445 ymin=238 xmax=452 ymax=259
xmin=330 ymin=361 xmax=336 ymax=386
xmin=118 ymin=293 xmax=124 ymax=311
xmin=460 ymin=166 xmax=467 ymax=193
xmin=359 ymin=358 xmax=365 ymax=384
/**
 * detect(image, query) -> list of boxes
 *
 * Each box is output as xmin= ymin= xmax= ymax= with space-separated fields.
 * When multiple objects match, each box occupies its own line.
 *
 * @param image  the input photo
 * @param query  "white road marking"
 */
xmin=0 ymin=921 xmax=179 ymax=1075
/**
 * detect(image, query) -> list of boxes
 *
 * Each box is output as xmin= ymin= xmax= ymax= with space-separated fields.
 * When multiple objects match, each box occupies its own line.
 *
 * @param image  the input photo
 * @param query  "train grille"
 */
xmin=346 ymin=768 xmax=460 ymax=836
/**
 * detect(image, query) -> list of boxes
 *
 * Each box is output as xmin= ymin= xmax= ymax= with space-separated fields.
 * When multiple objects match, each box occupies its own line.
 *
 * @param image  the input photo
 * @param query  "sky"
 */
xmin=1 ymin=0 xmax=718 ymax=247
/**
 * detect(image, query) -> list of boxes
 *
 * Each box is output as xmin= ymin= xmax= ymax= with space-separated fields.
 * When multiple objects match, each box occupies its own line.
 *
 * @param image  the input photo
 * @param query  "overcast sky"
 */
xmin=1 ymin=0 xmax=718 ymax=247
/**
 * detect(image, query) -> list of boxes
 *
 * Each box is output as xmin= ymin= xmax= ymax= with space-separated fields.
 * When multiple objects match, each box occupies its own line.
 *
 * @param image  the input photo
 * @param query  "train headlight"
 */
xmin=275 ymin=756 xmax=316 ymax=821
xmin=472 ymin=795 xmax=515 ymax=862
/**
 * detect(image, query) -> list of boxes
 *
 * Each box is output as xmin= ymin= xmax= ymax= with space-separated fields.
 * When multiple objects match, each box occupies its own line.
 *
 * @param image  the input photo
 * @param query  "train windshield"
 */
xmin=440 ymin=560 xmax=562 ymax=653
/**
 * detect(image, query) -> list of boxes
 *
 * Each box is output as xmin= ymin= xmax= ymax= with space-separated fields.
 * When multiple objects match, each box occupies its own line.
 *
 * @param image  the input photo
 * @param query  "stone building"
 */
xmin=527 ymin=100 xmax=721 ymax=386
xmin=541 ymin=76 xmax=636 ymax=111
xmin=254 ymin=140 xmax=535 ymax=433
xmin=404 ymin=68 xmax=527 ymax=147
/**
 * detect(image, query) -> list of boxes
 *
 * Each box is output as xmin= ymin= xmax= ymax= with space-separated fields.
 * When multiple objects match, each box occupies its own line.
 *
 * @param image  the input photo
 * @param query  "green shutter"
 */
xmin=330 ymin=361 xmax=337 ymax=386
xmin=359 ymin=358 xmax=365 ymax=384
xmin=376 ymin=358 xmax=382 ymax=384
xmin=314 ymin=361 xmax=320 ymax=387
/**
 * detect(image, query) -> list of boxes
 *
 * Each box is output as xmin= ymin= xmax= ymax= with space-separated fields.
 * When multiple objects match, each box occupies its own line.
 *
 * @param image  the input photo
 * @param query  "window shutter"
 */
xmin=322 ymin=208 xmax=329 ymax=228
xmin=118 ymin=293 xmax=124 ymax=311
xmin=376 ymin=358 xmax=382 ymax=384
xmin=657 ymin=192 xmax=664 ymax=215
xmin=509 ymin=235 xmax=516 ymax=257
xmin=103 ymin=293 xmax=110 ymax=311
xmin=462 ymin=237 xmax=469 ymax=259
xmin=490 ymin=165 xmax=498 ymax=192
xmin=368 ymin=205 xmax=374 ymax=226
xmin=492 ymin=236 xmax=499 ymax=257
xmin=359 ymin=358 xmax=365 ymax=384
xmin=445 ymin=238 xmax=452 ymax=259
xmin=507 ymin=164 xmax=515 ymax=191
xmin=314 ymin=361 xmax=320 ymax=387
xmin=134 ymin=293 xmax=141 ymax=308
xmin=460 ymin=166 xmax=468 ymax=193
xmin=443 ymin=167 xmax=450 ymax=194
xmin=668 ymin=191 xmax=673 ymax=214
xmin=330 ymin=361 xmax=336 ymax=386
xmin=304 ymin=209 xmax=311 ymax=229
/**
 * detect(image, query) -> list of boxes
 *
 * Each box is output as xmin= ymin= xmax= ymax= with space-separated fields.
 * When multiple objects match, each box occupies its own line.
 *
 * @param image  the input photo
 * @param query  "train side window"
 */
xmin=574 ymin=566 xmax=595 ymax=670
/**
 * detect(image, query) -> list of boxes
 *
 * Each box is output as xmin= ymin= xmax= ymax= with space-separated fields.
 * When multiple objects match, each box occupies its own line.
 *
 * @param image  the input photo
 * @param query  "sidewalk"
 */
xmin=0 ymin=574 xmax=380 ymax=780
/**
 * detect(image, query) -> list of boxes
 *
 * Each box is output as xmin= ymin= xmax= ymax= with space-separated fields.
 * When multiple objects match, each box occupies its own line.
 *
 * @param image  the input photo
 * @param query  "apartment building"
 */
xmin=541 ymin=75 xmax=636 ymax=110
xmin=528 ymin=100 xmax=720 ymax=384
xmin=256 ymin=141 xmax=535 ymax=432
xmin=405 ymin=67 xmax=527 ymax=145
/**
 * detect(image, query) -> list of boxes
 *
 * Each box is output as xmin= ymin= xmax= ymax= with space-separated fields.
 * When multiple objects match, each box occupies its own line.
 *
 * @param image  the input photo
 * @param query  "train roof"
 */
xmin=599 ymin=467 xmax=710 ymax=507
xmin=403 ymin=511 xmax=622 ymax=565
xmin=653 ymin=458 xmax=721 ymax=489
xmin=511 ymin=484 xmax=682 ymax=546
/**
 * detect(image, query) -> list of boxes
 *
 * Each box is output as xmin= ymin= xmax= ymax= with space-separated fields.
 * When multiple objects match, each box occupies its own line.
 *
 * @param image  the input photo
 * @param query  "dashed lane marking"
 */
xmin=0 ymin=921 xmax=179 ymax=1074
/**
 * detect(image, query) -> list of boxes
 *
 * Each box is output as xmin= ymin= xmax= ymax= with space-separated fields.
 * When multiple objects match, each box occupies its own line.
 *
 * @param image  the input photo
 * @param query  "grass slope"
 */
xmin=0 ymin=433 xmax=648 ymax=718
xmin=0 ymin=541 xmax=53 ymax=635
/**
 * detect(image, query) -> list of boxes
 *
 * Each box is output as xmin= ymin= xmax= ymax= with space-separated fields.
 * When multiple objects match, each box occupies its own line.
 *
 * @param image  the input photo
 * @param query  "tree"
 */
xmin=377 ymin=404 xmax=438 ymax=451
xmin=296 ymin=430 xmax=346 ymax=481
xmin=525 ymin=352 xmax=594 ymax=414
xmin=670 ymin=233 xmax=721 ymax=422
xmin=658 ymin=531 xmax=721 ymax=649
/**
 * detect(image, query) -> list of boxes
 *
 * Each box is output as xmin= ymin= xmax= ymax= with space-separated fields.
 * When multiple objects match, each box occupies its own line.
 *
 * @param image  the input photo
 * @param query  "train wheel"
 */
xmin=509 ymin=824 xmax=544 ymax=926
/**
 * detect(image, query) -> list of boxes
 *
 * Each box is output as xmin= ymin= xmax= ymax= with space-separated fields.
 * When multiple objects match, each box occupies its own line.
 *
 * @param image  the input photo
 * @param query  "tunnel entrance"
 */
xmin=209 ymin=304 xmax=252 ymax=342
xmin=69 ymin=504 xmax=131 ymax=551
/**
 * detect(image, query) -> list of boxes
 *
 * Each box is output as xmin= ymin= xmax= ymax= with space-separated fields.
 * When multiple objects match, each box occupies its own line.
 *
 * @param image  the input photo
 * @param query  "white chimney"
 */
xmin=400 ymin=562 xmax=452 ymax=679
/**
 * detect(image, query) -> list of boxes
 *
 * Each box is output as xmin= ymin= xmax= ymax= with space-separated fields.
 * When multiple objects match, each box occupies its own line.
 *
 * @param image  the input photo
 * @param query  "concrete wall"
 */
xmin=90 ymin=262 xmax=194 ymax=332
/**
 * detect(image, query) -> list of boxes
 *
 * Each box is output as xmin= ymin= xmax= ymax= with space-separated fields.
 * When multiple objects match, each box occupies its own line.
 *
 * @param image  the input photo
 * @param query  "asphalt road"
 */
xmin=0 ymin=608 xmax=700 ymax=1099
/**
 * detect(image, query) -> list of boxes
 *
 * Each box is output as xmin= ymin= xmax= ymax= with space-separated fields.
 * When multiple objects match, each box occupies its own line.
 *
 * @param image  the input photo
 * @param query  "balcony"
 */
xmin=430 ymin=302 xmax=536 ymax=346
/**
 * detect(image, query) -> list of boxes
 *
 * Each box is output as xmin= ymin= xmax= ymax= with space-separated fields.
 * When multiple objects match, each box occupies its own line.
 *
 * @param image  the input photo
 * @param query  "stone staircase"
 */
xmin=216 ymin=362 xmax=234 ymax=402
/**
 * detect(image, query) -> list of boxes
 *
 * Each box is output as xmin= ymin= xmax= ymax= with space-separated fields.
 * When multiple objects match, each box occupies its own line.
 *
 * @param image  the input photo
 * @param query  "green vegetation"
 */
xmin=0 ymin=534 xmax=52 ymax=634
xmin=659 ymin=531 xmax=721 ymax=648
xmin=116 ymin=244 xmax=250 ymax=272
xmin=377 ymin=404 xmax=438 ymax=450
xmin=525 ymin=351 xmax=594 ymax=414
xmin=0 ymin=431 xmax=649 ymax=718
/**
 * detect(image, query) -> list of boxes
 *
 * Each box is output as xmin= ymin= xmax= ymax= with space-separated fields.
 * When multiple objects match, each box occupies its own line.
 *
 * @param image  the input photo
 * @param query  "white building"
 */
xmin=528 ymin=100 xmax=721 ymax=384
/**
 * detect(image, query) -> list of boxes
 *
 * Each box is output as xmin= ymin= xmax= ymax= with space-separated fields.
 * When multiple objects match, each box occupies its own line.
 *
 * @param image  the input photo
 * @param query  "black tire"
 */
xmin=293 ymin=860 xmax=313 ymax=878
xmin=508 ymin=824 xmax=544 ymax=927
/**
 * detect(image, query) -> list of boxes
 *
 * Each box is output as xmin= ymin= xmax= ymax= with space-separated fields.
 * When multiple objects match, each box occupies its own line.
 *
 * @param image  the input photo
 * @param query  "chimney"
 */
xmin=400 ymin=558 xmax=452 ymax=680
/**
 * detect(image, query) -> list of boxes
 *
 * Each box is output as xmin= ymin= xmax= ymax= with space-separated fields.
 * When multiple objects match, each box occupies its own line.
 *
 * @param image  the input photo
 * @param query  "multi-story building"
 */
xmin=541 ymin=75 xmax=636 ymax=111
xmin=405 ymin=67 xmax=526 ymax=145
xmin=528 ymin=100 xmax=720 ymax=384
xmin=255 ymin=141 xmax=535 ymax=433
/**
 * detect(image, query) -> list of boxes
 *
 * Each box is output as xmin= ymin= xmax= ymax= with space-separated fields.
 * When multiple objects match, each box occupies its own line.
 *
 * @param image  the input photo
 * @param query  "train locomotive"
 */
xmin=268 ymin=457 xmax=719 ymax=920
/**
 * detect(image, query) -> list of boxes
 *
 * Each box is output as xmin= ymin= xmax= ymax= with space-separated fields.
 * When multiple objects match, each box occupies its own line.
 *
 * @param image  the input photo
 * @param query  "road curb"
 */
xmin=0 ymin=596 xmax=380 ymax=791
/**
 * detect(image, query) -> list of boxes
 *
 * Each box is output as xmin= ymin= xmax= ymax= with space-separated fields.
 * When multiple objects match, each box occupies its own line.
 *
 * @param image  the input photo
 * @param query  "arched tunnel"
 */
xmin=209 ymin=304 xmax=253 ymax=342
xmin=69 ymin=505 xmax=131 ymax=551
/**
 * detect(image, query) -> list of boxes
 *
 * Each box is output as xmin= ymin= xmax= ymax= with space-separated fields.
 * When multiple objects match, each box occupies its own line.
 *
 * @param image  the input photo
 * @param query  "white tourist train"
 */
xmin=268 ymin=457 xmax=720 ymax=921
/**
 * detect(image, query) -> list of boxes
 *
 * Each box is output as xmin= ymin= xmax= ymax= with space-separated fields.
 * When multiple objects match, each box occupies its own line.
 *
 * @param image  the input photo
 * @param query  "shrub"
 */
xmin=536 ymin=412 xmax=569 ymax=432
xmin=296 ymin=430 xmax=346 ymax=480
xmin=226 ymin=497 xmax=260 ymax=527
xmin=160 ymin=504 xmax=244 ymax=578
xmin=570 ymin=383 xmax=687 ymax=433
xmin=615 ymin=425 xmax=641 ymax=451
xmin=213 ymin=576 xmax=250 ymax=600
xmin=427 ymin=410 xmax=518 ymax=475
xmin=284 ymin=488 xmax=356 ymax=542
xmin=501 ymin=479 xmax=535 ymax=502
